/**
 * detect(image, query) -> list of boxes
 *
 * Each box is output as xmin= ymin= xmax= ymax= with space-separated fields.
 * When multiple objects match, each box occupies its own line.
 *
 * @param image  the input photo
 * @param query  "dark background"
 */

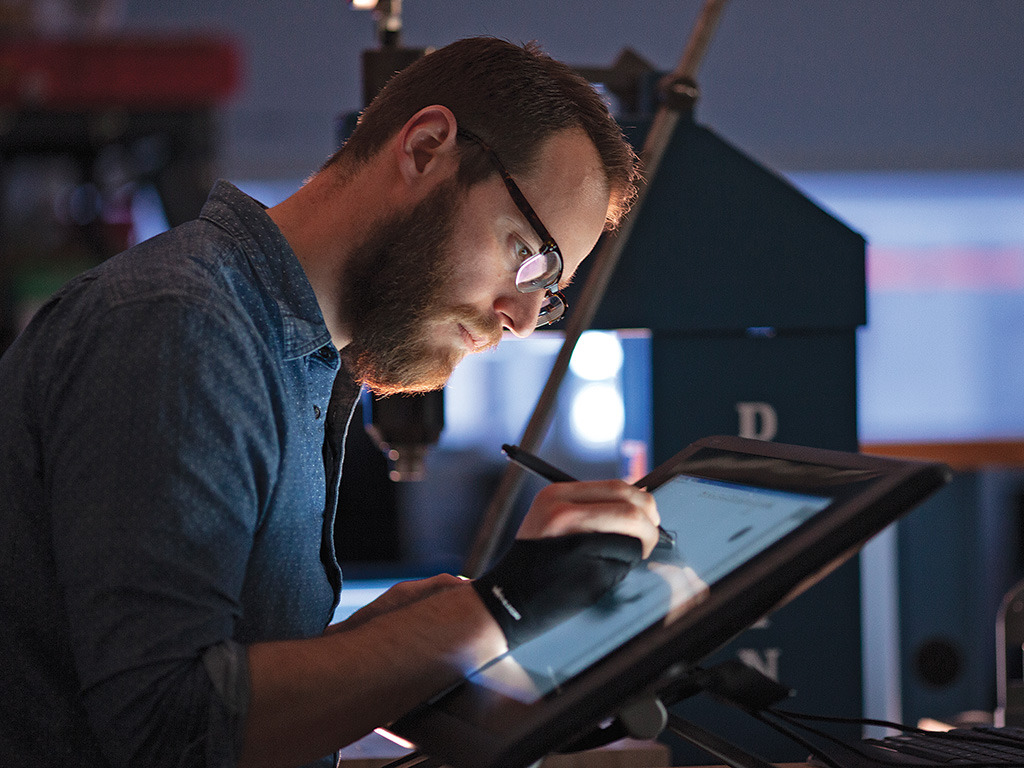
xmin=118 ymin=0 xmax=1024 ymax=181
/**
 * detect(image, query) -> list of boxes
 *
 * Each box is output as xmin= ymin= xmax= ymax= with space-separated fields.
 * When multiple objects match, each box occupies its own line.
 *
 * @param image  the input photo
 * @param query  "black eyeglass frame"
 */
xmin=456 ymin=128 xmax=567 ymax=327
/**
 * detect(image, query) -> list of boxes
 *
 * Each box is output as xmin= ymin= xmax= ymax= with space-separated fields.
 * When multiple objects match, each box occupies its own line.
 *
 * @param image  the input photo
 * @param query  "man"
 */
xmin=0 ymin=37 xmax=659 ymax=768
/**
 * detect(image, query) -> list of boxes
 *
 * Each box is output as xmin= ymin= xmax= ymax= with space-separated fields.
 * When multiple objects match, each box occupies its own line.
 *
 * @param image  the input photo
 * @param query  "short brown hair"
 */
xmin=336 ymin=37 xmax=639 ymax=229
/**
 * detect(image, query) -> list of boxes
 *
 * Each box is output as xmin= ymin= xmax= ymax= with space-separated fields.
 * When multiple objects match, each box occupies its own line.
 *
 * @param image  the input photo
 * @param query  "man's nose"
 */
xmin=498 ymin=291 xmax=543 ymax=338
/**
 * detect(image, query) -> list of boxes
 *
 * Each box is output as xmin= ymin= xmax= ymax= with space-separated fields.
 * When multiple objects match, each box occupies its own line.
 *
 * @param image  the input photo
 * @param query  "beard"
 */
xmin=339 ymin=179 xmax=502 ymax=396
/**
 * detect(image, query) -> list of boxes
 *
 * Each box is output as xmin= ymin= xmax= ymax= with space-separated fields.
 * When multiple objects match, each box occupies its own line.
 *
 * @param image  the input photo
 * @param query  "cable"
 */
xmin=742 ymin=708 xmax=847 ymax=768
xmin=760 ymin=707 xmax=1021 ymax=768
xmin=763 ymin=708 xmax=920 ymax=767
xmin=769 ymin=707 xmax=928 ymax=734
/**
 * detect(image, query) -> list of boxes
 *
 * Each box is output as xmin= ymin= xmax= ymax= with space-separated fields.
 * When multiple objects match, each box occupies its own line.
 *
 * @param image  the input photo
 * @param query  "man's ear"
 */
xmin=394 ymin=105 xmax=459 ymax=188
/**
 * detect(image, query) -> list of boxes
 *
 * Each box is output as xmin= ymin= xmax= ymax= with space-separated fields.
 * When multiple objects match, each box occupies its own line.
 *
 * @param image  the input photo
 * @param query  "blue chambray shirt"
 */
xmin=0 ymin=181 xmax=360 ymax=767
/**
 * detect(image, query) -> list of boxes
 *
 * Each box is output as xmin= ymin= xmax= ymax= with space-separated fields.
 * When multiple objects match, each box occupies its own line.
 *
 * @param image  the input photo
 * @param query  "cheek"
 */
xmin=445 ymin=233 xmax=512 ymax=306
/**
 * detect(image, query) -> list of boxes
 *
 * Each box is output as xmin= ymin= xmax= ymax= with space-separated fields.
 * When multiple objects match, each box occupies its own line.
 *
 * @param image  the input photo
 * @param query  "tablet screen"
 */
xmin=469 ymin=475 xmax=832 ymax=704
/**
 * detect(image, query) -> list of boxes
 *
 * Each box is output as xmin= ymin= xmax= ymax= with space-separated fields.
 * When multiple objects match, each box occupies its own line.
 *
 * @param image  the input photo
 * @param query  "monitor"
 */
xmin=388 ymin=435 xmax=951 ymax=768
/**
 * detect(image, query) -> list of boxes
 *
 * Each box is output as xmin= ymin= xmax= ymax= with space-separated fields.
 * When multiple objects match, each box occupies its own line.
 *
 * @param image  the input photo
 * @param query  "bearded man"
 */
xmin=0 ymin=37 xmax=660 ymax=768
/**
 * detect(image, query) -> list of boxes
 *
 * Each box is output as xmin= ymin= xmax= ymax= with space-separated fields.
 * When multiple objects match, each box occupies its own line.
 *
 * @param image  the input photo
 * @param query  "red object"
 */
xmin=0 ymin=36 xmax=242 ymax=109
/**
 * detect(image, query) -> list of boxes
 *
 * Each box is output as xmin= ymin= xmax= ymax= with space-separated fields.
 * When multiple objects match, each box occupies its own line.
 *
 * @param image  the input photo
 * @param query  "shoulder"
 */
xmin=40 ymin=218 xmax=274 ymax=354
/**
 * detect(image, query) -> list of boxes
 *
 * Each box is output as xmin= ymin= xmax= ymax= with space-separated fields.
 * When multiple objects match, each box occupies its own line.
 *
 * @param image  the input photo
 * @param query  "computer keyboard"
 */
xmin=846 ymin=725 xmax=1024 ymax=766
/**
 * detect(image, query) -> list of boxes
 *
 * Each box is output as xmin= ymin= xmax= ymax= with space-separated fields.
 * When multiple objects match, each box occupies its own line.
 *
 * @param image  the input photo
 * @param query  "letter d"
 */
xmin=736 ymin=401 xmax=778 ymax=441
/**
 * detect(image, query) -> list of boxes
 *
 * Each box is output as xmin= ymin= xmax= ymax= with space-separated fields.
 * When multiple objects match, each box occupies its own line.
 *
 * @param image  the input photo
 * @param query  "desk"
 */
xmin=336 ymin=732 xmax=671 ymax=767
xmin=335 ymin=732 xmax=819 ymax=767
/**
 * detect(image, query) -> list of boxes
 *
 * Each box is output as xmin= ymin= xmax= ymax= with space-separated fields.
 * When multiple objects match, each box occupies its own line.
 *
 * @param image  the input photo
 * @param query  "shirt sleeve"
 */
xmin=42 ymin=292 xmax=279 ymax=767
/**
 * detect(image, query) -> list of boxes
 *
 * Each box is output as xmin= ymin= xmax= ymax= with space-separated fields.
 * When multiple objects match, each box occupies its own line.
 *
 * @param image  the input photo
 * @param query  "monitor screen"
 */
xmin=471 ymin=475 xmax=833 ymax=704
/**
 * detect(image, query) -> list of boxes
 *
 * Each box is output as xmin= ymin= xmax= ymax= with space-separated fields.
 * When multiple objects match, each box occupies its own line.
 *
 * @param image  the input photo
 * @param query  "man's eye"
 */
xmin=515 ymin=240 xmax=533 ymax=261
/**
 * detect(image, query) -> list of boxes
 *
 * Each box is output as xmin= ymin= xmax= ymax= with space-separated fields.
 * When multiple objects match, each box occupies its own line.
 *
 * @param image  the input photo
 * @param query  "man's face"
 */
xmin=339 ymin=178 xmax=485 ymax=396
xmin=341 ymin=128 xmax=610 ymax=397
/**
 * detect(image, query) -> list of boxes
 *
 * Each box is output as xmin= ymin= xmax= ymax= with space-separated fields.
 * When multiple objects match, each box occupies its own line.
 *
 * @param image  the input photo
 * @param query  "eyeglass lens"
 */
xmin=537 ymin=293 xmax=566 ymax=326
xmin=515 ymin=250 xmax=561 ymax=293
xmin=516 ymin=249 xmax=566 ymax=327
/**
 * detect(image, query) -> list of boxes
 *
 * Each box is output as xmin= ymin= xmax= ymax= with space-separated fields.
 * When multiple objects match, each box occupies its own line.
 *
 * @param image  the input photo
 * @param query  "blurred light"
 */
xmin=620 ymin=439 xmax=650 ymax=484
xmin=569 ymin=331 xmax=623 ymax=381
xmin=349 ymin=0 xmax=379 ymax=8
xmin=66 ymin=183 xmax=102 ymax=226
xmin=916 ymin=718 xmax=955 ymax=733
xmin=570 ymin=383 xmax=624 ymax=447
xmin=374 ymin=728 xmax=416 ymax=750
xmin=130 ymin=183 xmax=170 ymax=245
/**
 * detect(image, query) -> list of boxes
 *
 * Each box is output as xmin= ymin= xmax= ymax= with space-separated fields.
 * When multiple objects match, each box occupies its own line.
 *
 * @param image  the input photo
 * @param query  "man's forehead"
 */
xmin=519 ymin=129 xmax=611 ymax=271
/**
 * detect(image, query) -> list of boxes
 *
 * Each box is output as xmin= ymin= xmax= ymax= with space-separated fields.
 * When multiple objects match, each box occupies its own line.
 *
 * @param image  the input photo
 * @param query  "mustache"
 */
xmin=453 ymin=308 xmax=503 ymax=350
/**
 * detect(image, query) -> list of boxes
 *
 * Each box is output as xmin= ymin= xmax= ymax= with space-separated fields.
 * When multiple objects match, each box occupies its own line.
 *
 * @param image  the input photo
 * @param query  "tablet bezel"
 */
xmin=390 ymin=436 xmax=951 ymax=768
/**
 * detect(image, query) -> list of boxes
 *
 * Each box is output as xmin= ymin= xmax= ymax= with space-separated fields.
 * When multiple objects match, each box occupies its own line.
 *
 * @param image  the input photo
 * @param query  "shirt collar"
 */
xmin=199 ymin=180 xmax=334 ymax=361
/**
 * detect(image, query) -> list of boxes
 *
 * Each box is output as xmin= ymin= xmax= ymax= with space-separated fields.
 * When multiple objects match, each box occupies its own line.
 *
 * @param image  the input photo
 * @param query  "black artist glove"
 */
xmin=472 ymin=532 xmax=643 ymax=648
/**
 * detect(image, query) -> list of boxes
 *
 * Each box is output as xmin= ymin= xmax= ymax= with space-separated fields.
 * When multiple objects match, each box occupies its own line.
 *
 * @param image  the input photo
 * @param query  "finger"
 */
xmin=389 ymin=573 xmax=463 ymax=602
xmin=540 ymin=478 xmax=655 ymax=508
xmin=348 ymin=574 xmax=462 ymax=624
xmin=522 ymin=501 xmax=660 ymax=557
xmin=532 ymin=480 xmax=660 ymax=528
xmin=520 ymin=482 xmax=660 ymax=551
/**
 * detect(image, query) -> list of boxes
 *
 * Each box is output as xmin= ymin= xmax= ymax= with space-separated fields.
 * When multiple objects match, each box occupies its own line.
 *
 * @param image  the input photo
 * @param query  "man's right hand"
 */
xmin=472 ymin=531 xmax=643 ymax=648
xmin=515 ymin=479 xmax=661 ymax=557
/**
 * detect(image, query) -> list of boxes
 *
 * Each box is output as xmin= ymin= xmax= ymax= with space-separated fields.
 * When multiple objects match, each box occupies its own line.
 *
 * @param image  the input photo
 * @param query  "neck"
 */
xmin=267 ymin=158 xmax=391 ymax=350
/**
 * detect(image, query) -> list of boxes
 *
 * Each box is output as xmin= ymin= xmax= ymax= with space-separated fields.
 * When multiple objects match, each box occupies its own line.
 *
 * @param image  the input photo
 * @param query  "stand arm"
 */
xmin=667 ymin=713 xmax=779 ymax=768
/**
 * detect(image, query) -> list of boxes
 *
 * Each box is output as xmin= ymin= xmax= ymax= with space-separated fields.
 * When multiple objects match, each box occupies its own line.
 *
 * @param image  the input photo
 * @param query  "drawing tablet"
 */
xmin=388 ymin=436 xmax=950 ymax=768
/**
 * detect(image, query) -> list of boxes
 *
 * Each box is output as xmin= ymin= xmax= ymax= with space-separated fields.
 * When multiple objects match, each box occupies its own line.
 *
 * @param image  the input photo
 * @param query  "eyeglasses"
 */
xmin=457 ymin=128 xmax=567 ymax=327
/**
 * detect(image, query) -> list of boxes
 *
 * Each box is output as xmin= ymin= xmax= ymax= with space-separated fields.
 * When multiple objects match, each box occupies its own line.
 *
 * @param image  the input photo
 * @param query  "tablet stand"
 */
xmin=559 ymin=659 xmax=790 ymax=768
xmin=664 ymin=714 xmax=778 ymax=768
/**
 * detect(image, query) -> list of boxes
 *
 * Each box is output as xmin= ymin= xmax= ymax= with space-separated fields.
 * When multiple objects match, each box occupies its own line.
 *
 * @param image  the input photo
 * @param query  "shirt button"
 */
xmin=313 ymin=405 xmax=322 ymax=420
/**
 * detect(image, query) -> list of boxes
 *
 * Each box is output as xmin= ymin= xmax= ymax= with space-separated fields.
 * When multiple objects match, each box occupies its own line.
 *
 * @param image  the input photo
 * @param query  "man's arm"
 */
xmin=241 ymin=578 xmax=502 ymax=768
xmin=238 ymin=479 xmax=660 ymax=768
xmin=42 ymin=293 xmax=288 ymax=768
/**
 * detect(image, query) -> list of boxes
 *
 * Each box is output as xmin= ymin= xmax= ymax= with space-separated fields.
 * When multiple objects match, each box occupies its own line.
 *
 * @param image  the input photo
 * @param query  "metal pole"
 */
xmin=463 ymin=0 xmax=731 ymax=577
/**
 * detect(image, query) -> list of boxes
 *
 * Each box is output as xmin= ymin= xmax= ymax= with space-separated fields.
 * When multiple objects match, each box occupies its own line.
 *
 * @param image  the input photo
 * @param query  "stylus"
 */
xmin=501 ymin=443 xmax=675 ymax=550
